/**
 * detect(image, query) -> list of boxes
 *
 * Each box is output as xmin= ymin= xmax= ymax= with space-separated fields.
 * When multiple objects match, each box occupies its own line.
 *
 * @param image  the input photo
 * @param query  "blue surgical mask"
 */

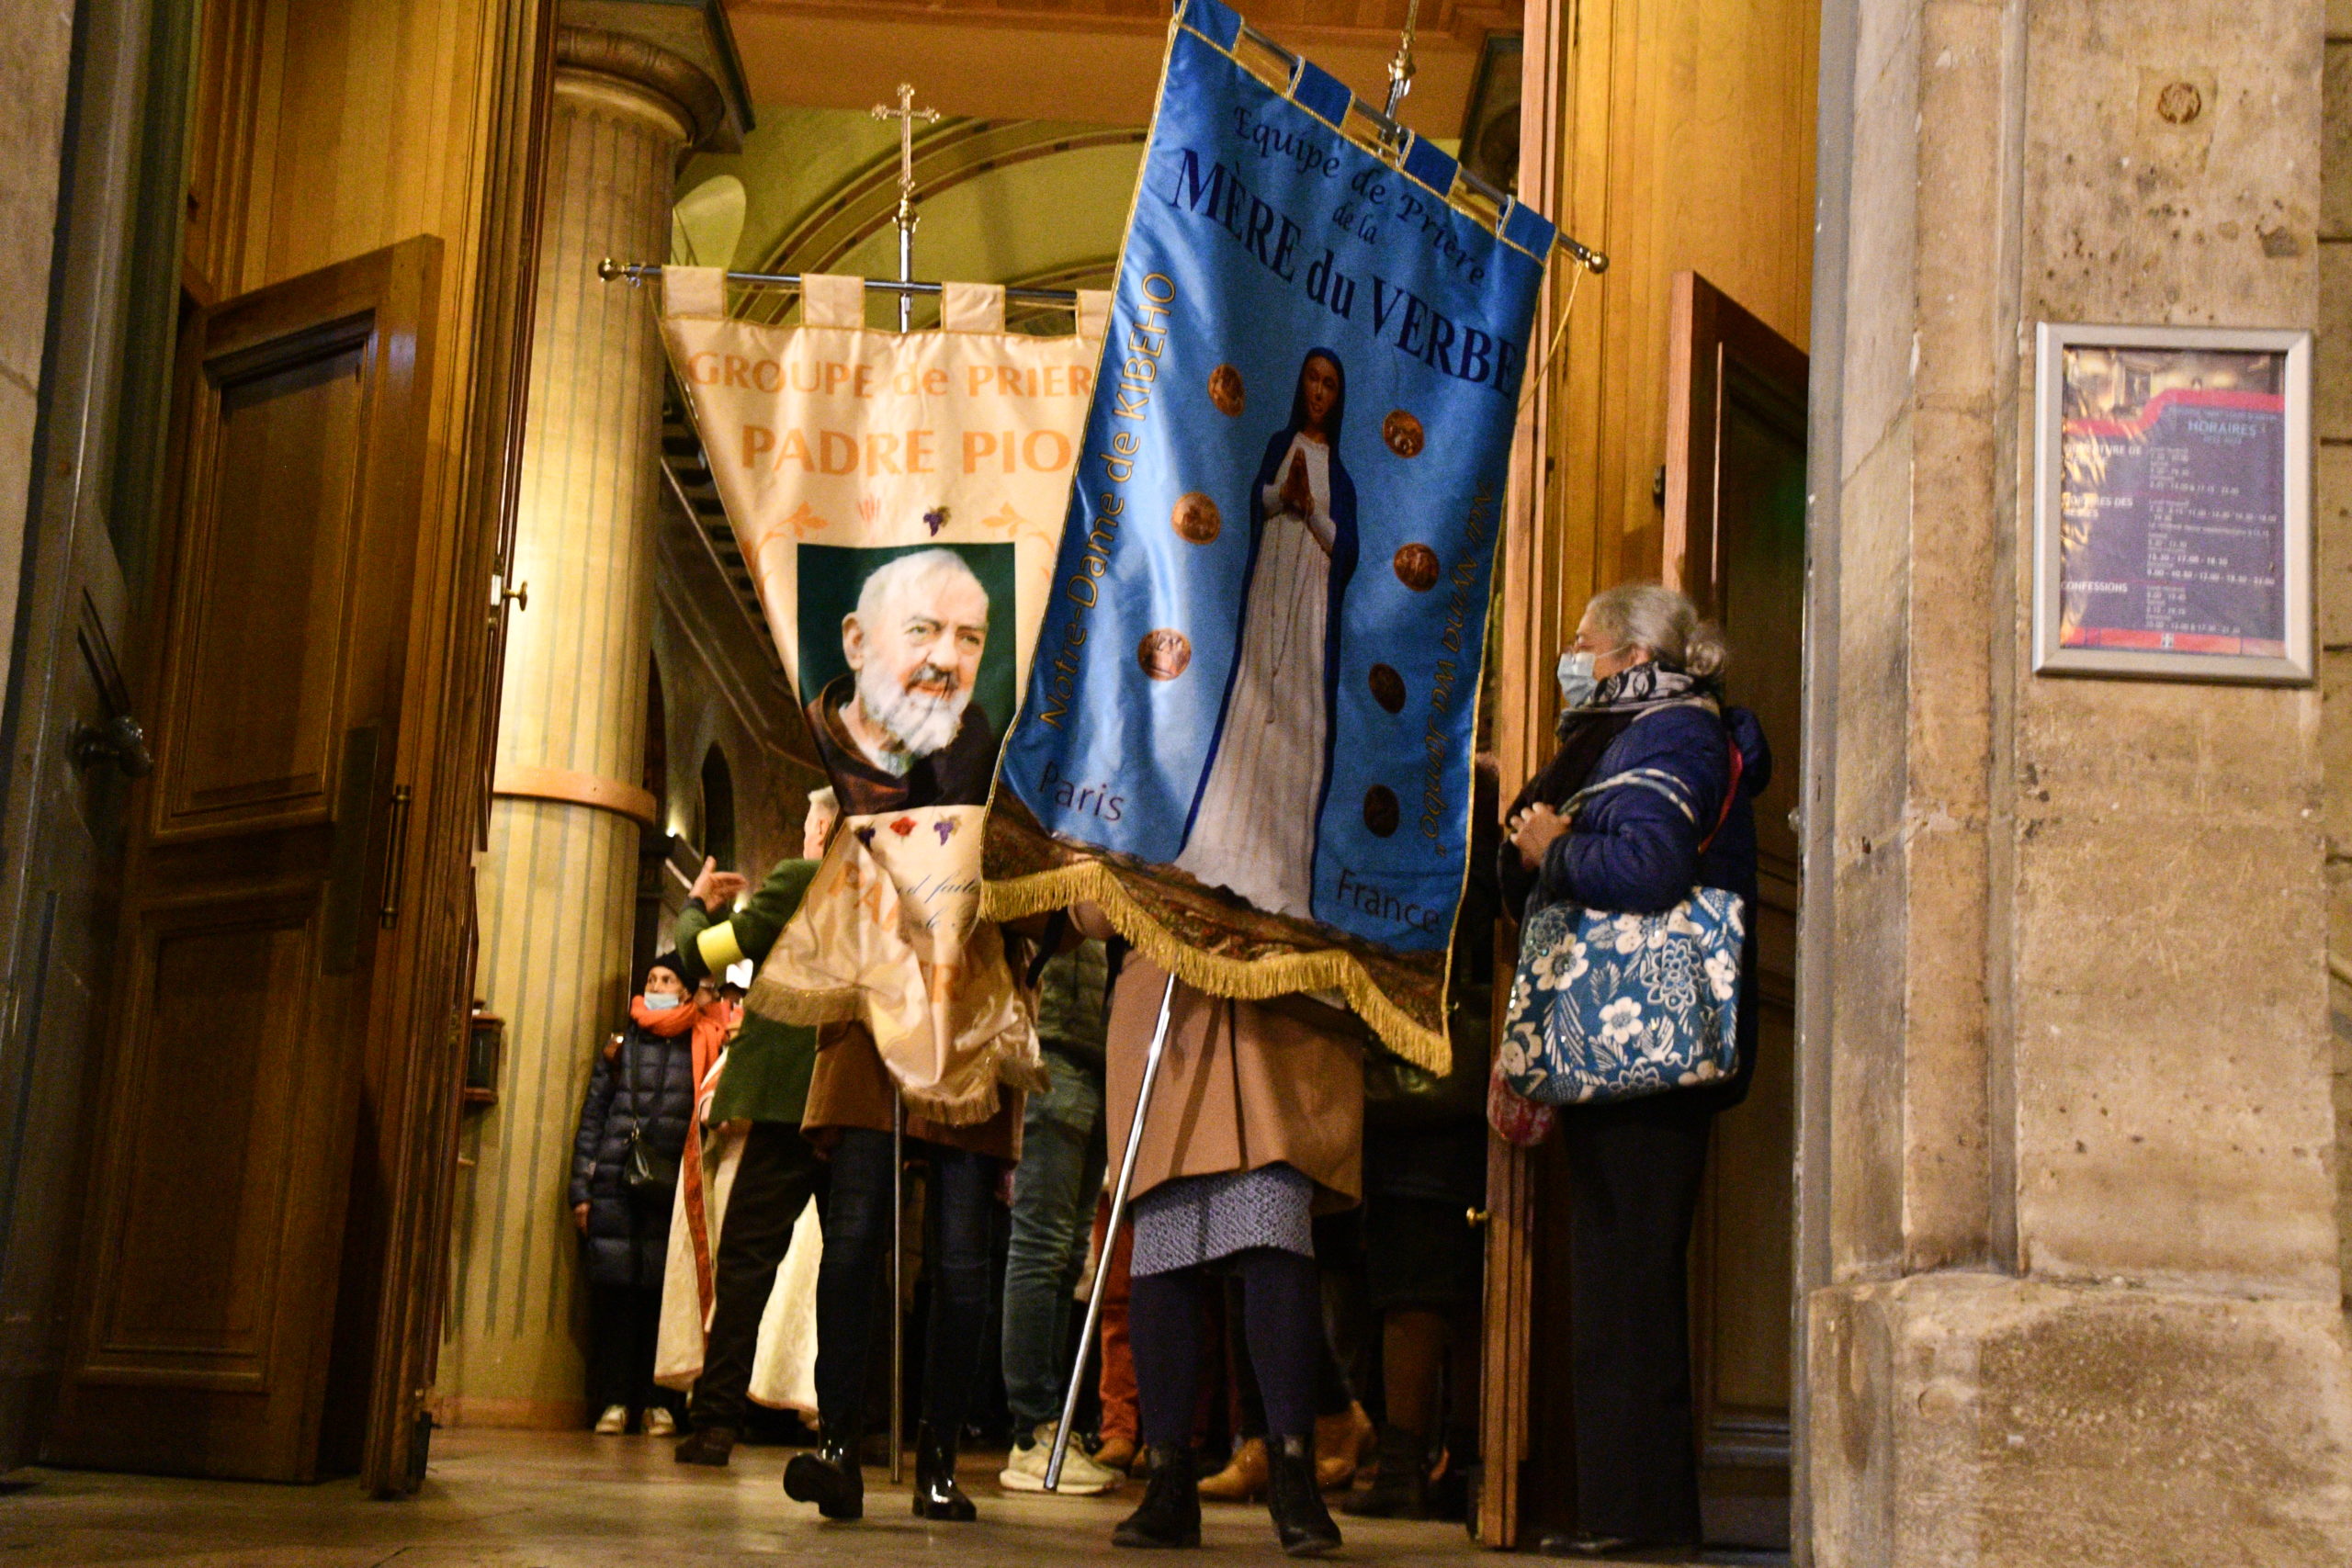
xmin=641 ymin=992 xmax=682 ymax=1012
xmin=1556 ymin=649 xmax=1601 ymax=709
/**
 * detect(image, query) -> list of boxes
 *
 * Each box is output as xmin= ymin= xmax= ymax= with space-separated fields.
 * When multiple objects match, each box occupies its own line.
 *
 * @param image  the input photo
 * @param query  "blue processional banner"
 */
xmin=980 ymin=0 xmax=1555 ymax=1068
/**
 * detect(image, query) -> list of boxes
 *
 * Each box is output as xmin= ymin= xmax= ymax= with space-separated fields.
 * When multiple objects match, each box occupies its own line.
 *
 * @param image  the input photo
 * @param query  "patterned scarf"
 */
xmin=1556 ymin=660 xmax=1707 ymax=733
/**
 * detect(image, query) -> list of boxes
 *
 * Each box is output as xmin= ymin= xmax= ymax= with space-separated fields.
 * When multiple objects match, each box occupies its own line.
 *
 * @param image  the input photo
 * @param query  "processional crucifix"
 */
xmin=872 ymin=83 xmax=941 ymax=333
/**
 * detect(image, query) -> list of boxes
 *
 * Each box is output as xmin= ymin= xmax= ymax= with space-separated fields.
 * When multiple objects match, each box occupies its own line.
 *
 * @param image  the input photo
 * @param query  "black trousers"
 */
xmin=1562 ymin=1092 xmax=1715 ymax=1544
xmin=814 ymin=1126 xmax=997 ymax=1437
xmin=688 ymin=1121 xmax=826 ymax=1432
xmin=589 ymin=1281 xmax=673 ymax=1413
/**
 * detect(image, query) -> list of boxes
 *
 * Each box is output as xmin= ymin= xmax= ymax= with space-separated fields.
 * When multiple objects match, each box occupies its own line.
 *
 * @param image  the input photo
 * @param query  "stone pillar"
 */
xmin=1805 ymin=0 xmax=2352 ymax=1562
xmin=437 ymin=28 xmax=725 ymax=1427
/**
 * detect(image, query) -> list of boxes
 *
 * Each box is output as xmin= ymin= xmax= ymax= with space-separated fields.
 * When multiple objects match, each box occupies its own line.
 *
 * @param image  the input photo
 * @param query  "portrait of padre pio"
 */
xmin=800 ymin=546 xmax=1006 ymax=816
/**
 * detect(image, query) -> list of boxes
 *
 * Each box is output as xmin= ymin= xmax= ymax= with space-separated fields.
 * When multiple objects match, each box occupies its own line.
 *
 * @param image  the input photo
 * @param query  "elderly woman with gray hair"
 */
xmin=1499 ymin=582 xmax=1770 ymax=1561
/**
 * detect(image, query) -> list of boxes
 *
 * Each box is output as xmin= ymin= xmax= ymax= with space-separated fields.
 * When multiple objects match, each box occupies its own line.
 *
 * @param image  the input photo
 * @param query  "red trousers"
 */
xmin=1092 ymin=1192 xmax=1138 ymax=1443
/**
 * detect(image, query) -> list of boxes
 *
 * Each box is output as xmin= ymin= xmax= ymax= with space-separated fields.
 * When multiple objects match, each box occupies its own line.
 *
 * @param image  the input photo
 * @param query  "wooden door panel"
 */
xmin=1663 ymin=271 xmax=1807 ymax=1549
xmin=82 ymin=898 xmax=325 ymax=1382
xmin=48 ymin=238 xmax=439 ymax=1483
xmin=163 ymin=331 xmax=371 ymax=829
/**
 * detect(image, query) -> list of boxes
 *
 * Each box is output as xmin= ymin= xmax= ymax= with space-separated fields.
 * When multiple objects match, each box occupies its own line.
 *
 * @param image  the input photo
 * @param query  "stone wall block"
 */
xmin=2325 ymin=41 xmax=2352 ymax=238
xmin=2326 ymin=855 xmax=2352 ymax=958
xmin=2017 ymin=668 xmax=2319 ymax=816
xmin=1913 ymin=0 xmax=2009 ymax=409
xmin=2321 ymin=649 xmax=2352 ymax=850
xmin=1834 ymin=837 xmax=1916 ymax=1280
xmin=1905 ymin=402 xmax=1999 ymax=808
xmin=1835 ymin=412 xmax=1919 ymax=849
xmin=2315 ymin=442 xmax=2352 ymax=648
xmin=2021 ymin=2 xmax=2319 ymax=328
xmin=1899 ymin=816 xmax=1994 ymax=1269
xmin=1841 ymin=15 xmax=1925 ymax=481
xmin=2011 ymin=807 xmax=2335 ymax=1291
xmin=2323 ymin=243 xmax=2352 ymax=440
xmin=1812 ymin=1275 xmax=2352 ymax=1568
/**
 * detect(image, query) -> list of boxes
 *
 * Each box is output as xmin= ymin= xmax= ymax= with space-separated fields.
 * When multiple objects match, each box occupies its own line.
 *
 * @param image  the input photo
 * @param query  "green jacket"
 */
xmin=674 ymin=858 xmax=820 ymax=1126
xmin=1034 ymin=938 xmax=1109 ymax=1066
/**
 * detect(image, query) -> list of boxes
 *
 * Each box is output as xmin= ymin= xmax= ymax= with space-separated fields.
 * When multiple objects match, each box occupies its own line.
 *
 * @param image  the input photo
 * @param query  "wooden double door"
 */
xmin=43 ymin=242 xmax=447 ymax=1483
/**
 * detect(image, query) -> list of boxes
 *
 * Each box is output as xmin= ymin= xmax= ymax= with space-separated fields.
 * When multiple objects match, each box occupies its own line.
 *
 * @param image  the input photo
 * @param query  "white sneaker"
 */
xmin=643 ymin=1407 xmax=676 ymax=1437
xmin=594 ymin=1404 xmax=628 ymax=1435
xmin=1001 ymin=1421 xmax=1120 ymax=1494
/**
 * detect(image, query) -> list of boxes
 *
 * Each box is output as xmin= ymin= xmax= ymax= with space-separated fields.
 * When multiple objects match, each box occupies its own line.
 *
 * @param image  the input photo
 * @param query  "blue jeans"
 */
xmin=1000 ymin=1045 xmax=1107 ymax=1432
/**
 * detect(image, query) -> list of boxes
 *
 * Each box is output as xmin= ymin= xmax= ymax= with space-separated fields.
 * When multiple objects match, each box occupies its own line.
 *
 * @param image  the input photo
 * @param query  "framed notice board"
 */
xmin=2033 ymin=321 xmax=2312 ymax=682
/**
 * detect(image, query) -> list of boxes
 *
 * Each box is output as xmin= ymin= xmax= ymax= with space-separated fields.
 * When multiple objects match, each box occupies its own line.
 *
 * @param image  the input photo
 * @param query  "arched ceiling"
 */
xmin=717 ymin=0 xmax=1504 ymax=130
xmin=678 ymin=110 xmax=1145 ymax=328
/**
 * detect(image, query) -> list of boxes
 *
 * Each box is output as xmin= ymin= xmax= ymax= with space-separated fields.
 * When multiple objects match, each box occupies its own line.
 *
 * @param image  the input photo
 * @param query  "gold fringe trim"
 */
xmin=742 ymin=978 xmax=1052 ymax=1127
xmin=981 ymin=862 xmax=1452 ymax=1076
xmin=744 ymin=976 xmax=862 ymax=1028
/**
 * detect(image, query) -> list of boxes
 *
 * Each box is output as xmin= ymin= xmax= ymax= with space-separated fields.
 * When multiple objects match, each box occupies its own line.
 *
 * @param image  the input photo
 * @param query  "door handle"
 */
xmin=73 ymin=714 xmax=153 ymax=778
xmin=379 ymin=784 xmax=413 ymax=929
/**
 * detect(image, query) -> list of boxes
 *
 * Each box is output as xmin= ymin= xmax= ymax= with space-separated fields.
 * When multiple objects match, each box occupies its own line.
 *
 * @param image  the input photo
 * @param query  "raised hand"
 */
xmin=686 ymin=855 xmax=749 ymax=913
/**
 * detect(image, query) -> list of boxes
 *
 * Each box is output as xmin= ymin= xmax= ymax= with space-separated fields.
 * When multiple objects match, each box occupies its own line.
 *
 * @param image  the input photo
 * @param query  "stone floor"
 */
xmin=0 ymin=1428 xmax=1528 ymax=1567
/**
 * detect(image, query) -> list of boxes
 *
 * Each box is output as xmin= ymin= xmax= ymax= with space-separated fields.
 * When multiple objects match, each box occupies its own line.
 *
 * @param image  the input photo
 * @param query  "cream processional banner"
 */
xmin=661 ymin=270 xmax=1111 ymax=1123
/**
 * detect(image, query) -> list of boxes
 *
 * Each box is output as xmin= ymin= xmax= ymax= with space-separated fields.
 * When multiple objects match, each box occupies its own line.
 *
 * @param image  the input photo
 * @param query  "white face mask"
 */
xmin=641 ymin=991 xmax=682 ymax=1012
xmin=1558 ymin=641 xmax=1633 ymax=708
xmin=1556 ymin=649 xmax=1601 ymax=708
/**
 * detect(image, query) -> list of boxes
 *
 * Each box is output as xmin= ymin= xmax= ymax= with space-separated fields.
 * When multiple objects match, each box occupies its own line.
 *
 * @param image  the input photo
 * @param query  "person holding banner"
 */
xmin=666 ymin=795 xmax=834 ymax=1468
xmin=784 ymin=1006 xmax=1026 ymax=1523
xmin=1498 ymin=584 xmax=1768 ymax=1560
xmin=1172 ymin=349 xmax=1359 ymax=922
xmin=1084 ymin=919 xmax=1361 ymax=1558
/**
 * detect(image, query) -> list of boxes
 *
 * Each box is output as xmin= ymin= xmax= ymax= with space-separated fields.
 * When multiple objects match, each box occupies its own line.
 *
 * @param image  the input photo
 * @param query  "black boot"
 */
xmin=912 ymin=1421 xmax=978 ymax=1521
xmin=673 ymin=1424 xmax=737 ymax=1467
xmin=1267 ymin=1434 xmax=1342 ymax=1558
xmin=1114 ymin=1443 xmax=1203 ymax=1550
xmin=783 ymin=1420 xmax=865 ymax=1520
xmin=1341 ymin=1425 xmax=1429 ymax=1519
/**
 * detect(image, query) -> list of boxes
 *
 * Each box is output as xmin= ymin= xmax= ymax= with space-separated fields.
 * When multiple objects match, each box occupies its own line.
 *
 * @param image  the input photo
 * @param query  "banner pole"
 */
xmin=1046 ymin=972 xmax=1179 ymax=1491
xmin=868 ymin=80 xmax=934 ymax=1491
xmin=890 ymin=1089 xmax=906 ymax=1485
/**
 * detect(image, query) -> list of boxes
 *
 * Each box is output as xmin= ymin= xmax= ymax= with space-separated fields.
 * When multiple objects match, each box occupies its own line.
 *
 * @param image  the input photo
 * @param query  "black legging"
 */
xmin=814 ymin=1126 xmax=996 ymax=1436
xmin=1130 ymin=1247 xmax=1321 ymax=1447
xmin=1226 ymin=1269 xmax=1353 ymax=1438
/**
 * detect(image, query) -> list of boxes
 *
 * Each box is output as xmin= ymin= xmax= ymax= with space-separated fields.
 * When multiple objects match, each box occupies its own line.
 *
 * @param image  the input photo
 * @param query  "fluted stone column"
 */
xmin=439 ymin=28 xmax=725 ymax=1427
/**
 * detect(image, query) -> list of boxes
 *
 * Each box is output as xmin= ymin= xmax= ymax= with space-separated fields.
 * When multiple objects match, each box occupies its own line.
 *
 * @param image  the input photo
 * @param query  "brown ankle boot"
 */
xmin=1196 ymin=1435 xmax=1269 ymax=1501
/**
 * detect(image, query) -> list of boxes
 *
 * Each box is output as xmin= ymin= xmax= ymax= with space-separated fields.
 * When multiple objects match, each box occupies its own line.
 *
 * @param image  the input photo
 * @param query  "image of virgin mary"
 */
xmin=1173 ymin=348 xmax=1360 ymax=920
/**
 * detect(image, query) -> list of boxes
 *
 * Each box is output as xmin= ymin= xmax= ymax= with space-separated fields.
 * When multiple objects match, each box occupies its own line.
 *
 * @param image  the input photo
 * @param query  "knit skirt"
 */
xmin=1129 ymin=1164 xmax=1314 ymax=1277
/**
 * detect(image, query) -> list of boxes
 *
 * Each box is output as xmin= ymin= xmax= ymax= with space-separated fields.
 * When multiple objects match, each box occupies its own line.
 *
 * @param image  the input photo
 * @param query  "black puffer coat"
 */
xmin=569 ymin=1022 xmax=697 ymax=1286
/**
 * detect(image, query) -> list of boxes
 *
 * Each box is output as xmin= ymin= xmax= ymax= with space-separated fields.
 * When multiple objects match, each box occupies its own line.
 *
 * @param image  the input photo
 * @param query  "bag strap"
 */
xmin=622 ymin=1025 xmax=641 ymax=1133
xmin=1564 ymin=767 xmax=1698 ymax=824
xmin=1569 ymin=745 xmax=1744 ymax=852
xmin=1698 ymin=744 xmax=1745 ymax=853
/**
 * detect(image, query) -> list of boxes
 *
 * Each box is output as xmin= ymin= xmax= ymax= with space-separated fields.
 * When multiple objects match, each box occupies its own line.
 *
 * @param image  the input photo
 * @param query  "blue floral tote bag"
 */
xmin=1498 ymin=767 xmax=1747 ymax=1106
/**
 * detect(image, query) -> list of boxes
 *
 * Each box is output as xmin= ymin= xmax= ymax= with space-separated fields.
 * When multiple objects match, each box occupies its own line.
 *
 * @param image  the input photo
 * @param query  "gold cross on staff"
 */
xmin=871 ymin=83 xmax=941 ymax=236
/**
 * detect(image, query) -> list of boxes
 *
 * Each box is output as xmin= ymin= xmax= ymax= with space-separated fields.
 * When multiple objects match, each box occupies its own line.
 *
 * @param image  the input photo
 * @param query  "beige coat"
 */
xmin=1104 ymin=956 xmax=1364 ymax=1210
xmin=800 ymin=1020 xmax=1023 ymax=1161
